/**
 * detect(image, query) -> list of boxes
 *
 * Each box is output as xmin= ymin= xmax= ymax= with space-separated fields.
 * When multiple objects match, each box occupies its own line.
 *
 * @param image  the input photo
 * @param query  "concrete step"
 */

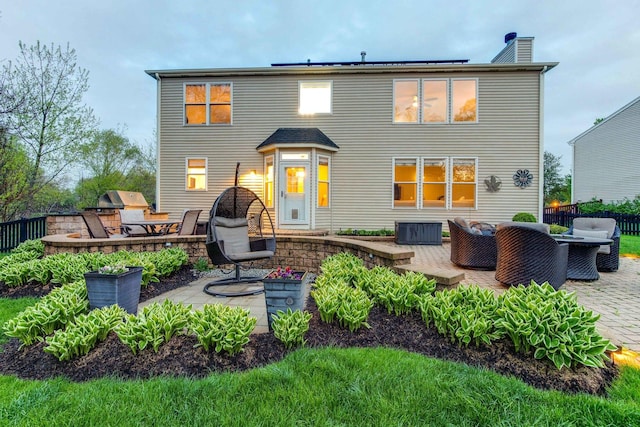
xmin=394 ymin=264 xmax=464 ymax=286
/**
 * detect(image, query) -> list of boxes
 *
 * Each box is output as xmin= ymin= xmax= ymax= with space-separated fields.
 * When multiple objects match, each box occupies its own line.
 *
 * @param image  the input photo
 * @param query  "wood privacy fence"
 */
xmin=543 ymin=204 xmax=640 ymax=236
xmin=0 ymin=216 xmax=47 ymax=252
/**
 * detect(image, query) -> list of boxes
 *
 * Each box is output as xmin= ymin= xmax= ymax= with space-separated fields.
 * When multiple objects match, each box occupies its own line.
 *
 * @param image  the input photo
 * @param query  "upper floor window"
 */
xmin=299 ymin=81 xmax=332 ymax=114
xmin=184 ymin=83 xmax=232 ymax=125
xmin=393 ymin=78 xmax=477 ymax=124
xmin=186 ymin=158 xmax=207 ymax=191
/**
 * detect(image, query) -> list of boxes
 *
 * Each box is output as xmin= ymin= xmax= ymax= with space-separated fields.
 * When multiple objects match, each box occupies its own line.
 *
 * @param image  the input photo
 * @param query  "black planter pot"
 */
xmin=84 ymin=266 xmax=143 ymax=315
xmin=263 ymin=271 xmax=308 ymax=331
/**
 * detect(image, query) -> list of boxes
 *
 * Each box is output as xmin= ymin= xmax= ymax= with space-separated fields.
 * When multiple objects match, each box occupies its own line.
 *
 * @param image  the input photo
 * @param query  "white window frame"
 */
xmin=264 ymin=155 xmax=275 ymax=208
xmin=451 ymin=78 xmax=478 ymax=124
xmin=392 ymin=157 xmax=419 ymax=208
xmin=317 ymin=155 xmax=331 ymax=208
xmin=450 ymin=157 xmax=478 ymax=209
xmin=185 ymin=157 xmax=208 ymax=191
xmin=392 ymin=157 xmax=478 ymax=209
xmin=421 ymin=157 xmax=447 ymax=209
xmin=298 ymin=80 xmax=333 ymax=115
xmin=392 ymin=78 xmax=478 ymax=125
xmin=183 ymin=82 xmax=233 ymax=125
xmin=393 ymin=79 xmax=419 ymax=124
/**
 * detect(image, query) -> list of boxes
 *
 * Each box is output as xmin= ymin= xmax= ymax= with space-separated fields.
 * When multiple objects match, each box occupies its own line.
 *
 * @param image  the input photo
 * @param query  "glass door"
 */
xmin=279 ymin=163 xmax=309 ymax=226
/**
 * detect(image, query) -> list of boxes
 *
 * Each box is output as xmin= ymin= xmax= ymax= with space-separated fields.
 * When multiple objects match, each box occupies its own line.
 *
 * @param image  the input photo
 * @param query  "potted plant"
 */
xmin=84 ymin=264 xmax=143 ymax=315
xmin=263 ymin=266 xmax=309 ymax=331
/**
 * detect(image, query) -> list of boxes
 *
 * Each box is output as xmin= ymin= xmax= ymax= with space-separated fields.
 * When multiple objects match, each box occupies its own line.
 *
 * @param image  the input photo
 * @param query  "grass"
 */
xmin=0 ymin=347 xmax=638 ymax=425
xmin=620 ymin=234 xmax=640 ymax=257
xmin=1 ymin=240 xmax=640 ymax=425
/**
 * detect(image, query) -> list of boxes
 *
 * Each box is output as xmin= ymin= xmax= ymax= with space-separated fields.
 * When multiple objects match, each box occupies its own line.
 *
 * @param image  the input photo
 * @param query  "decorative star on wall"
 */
xmin=513 ymin=169 xmax=533 ymax=188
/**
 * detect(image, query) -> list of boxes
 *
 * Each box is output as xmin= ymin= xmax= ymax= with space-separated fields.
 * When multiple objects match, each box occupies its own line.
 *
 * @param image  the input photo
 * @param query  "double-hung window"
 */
xmin=393 ymin=158 xmax=418 ymax=208
xmin=393 ymin=78 xmax=477 ymax=124
xmin=186 ymin=158 xmax=207 ymax=191
xmin=393 ymin=157 xmax=477 ymax=209
xmin=317 ymin=156 xmax=330 ymax=207
xmin=184 ymin=83 xmax=232 ymax=125
xmin=299 ymin=81 xmax=332 ymax=115
xmin=264 ymin=156 xmax=274 ymax=208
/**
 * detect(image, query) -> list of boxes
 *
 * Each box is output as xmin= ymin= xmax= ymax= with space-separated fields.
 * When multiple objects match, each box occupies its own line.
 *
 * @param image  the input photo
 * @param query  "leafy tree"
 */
xmin=543 ymin=151 xmax=571 ymax=206
xmin=0 ymin=130 xmax=31 ymax=221
xmin=594 ymin=117 xmax=605 ymax=126
xmin=2 ymin=41 xmax=97 ymax=213
xmin=74 ymin=128 xmax=156 ymax=208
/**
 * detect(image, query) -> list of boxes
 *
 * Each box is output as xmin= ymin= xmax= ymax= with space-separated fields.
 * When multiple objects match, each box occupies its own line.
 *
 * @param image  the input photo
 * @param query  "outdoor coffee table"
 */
xmin=551 ymin=235 xmax=613 ymax=281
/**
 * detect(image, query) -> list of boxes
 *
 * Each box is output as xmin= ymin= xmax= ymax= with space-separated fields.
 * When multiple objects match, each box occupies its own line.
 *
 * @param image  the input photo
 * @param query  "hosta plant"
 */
xmin=44 ymin=305 xmax=127 ymax=361
xmin=2 ymin=281 xmax=89 ymax=346
xmin=271 ymin=308 xmax=312 ymax=349
xmin=495 ymin=281 xmax=617 ymax=369
xmin=115 ymin=300 xmax=192 ymax=354
xmin=427 ymin=285 xmax=503 ymax=347
xmin=189 ymin=304 xmax=256 ymax=355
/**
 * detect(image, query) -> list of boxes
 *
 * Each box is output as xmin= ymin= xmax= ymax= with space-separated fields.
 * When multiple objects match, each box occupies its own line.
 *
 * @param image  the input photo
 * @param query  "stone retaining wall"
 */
xmin=41 ymin=234 xmax=414 ymax=273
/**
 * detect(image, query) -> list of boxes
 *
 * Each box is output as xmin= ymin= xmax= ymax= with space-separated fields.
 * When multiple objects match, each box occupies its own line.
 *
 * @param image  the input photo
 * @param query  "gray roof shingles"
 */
xmin=256 ymin=128 xmax=339 ymax=150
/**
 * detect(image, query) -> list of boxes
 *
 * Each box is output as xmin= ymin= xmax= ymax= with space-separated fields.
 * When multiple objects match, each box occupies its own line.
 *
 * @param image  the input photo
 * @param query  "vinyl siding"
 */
xmin=155 ymin=67 xmax=544 ymax=230
xmin=573 ymin=99 xmax=640 ymax=203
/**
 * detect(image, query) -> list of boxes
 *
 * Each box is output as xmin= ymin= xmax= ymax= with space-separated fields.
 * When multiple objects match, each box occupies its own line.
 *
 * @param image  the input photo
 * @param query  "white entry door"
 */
xmin=279 ymin=163 xmax=309 ymax=226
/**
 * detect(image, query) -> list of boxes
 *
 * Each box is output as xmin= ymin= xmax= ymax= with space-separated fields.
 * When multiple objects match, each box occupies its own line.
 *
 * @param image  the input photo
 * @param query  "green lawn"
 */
xmin=620 ymin=234 xmax=640 ymax=257
xmin=0 ymin=295 xmax=639 ymax=425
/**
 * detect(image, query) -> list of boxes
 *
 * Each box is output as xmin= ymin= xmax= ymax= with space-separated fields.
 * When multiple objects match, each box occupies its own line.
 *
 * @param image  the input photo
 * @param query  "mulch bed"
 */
xmin=0 ymin=266 xmax=618 ymax=395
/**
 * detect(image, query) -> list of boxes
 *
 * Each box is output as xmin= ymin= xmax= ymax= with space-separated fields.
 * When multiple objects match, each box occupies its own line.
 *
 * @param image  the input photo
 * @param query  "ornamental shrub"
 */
xmin=512 ymin=212 xmax=536 ymax=222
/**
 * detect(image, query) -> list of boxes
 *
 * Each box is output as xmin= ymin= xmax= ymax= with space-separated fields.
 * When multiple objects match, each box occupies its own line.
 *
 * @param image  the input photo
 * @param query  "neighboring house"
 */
xmin=569 ymin=96 xmax=640 ymax=204
xmin=146 ymin=33 xmax=557 ymax=232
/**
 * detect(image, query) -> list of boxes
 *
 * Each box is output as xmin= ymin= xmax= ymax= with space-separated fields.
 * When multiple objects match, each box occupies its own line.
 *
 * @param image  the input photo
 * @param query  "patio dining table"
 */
xmin=551 ymin=234 xmax=613 ymax=281
xmin=121 ymin=220 xmax=181 ymax=236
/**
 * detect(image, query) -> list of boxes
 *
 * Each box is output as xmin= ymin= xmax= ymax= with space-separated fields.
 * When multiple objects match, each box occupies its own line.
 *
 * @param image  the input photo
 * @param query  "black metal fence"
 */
xmin=0 ymin=216 xmax=48 ymax=253
xmin=543 ymin=204 xmax=640 ymax=236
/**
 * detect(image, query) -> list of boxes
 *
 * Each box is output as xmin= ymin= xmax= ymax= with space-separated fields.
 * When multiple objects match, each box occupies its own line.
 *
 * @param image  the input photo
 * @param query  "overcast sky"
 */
xmin=1 ymin=0 xmax=639 ymax=177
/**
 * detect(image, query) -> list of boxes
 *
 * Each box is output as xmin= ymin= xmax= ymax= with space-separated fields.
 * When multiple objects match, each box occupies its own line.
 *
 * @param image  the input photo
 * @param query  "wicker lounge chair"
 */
xmin=565 ymin=217 xmax=620 ymax=272
xmin=80 ymin=211 xmax=127 ymax=239
xmin=448 ymin=219 xmax=497 ymax=270
xmin=495 ymin=224 xmax=568 ymax=290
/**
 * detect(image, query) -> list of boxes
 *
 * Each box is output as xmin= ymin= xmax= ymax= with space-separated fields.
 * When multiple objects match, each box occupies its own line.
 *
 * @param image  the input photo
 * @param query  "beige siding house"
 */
xmin=569 ymin=96 xmax=640 ymax=204
xmin=146 ymin=34 xmax=557 ymax=232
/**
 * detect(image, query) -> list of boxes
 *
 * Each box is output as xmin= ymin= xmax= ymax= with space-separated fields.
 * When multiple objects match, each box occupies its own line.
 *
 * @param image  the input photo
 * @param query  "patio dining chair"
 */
xmin=118 ymin=209 xmax=148 ymax=237
xmin=80 ymin=211 xmax=127 ymax=239
xmin=174 ymin=209 xmax=202 ymax=236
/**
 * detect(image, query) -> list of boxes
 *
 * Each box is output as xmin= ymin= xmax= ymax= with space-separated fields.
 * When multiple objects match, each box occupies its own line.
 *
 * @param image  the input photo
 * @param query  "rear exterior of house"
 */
xmin=569 ymin=96 xmax=640 ymax=204
xmin=147 ymin=34 xmax=556 ymax=232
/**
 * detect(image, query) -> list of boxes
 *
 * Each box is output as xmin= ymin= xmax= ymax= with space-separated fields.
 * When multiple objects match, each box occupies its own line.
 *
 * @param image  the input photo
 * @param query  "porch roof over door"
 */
xmin=256 ymin=128 xmax=340 ymax=152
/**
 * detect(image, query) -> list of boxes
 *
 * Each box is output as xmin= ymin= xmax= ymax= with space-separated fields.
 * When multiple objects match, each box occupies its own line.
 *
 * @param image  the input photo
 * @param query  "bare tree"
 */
xmin=3 ymin=41 xmax=97 ymax=212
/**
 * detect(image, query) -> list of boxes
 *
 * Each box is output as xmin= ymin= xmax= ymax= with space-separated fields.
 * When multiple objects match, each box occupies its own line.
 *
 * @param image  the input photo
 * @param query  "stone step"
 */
xmin=394 ymin=264 xmax=464 ymax=286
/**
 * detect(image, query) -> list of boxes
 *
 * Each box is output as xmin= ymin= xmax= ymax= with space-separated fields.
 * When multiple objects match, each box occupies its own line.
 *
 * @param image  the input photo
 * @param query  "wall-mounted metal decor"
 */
xmin=513 ymin=169 xmax=533 ymax=188
xmin=484 ymin=175 xmax=502 ymax=192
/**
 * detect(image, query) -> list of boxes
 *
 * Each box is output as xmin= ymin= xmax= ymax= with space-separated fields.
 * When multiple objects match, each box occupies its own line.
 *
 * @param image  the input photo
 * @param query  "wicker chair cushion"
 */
xmin=454 ymin=217 xmax=482 ymax=234
xmin=215 ymin=224 xmax=251 ymax=255
xmin=572 ymin=228 xmax=610 ymax=254
xmin=572 ymin=218 xmax=616 ymax=238
xmin=497 ymin=221 xmax=550 ymax=234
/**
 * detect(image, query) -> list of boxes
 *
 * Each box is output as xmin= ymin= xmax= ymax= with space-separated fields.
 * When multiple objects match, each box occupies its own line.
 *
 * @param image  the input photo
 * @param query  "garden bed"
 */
xmin=0 ymin=267 xmax=617 ymax=396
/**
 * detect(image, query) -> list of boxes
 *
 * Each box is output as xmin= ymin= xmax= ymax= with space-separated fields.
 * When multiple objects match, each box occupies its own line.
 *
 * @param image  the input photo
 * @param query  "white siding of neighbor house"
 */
xmin=572 ymin=97 xmax=640 ymax=204
xmin=492 ymin=37 xmax=533 ymax=64
xmin=153 ymin=66 xmax=546 ymax=231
